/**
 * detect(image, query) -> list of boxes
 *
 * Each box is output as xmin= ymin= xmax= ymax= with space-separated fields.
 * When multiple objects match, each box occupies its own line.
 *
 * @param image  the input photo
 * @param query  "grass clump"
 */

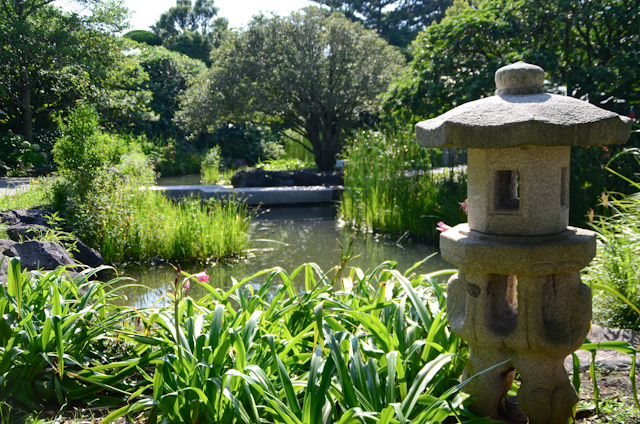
xmin=341 ymin=127 xmax=467 ymax=241
xmin=0 ymin=179 xmax=48 ymax=212
xmin=583 ymin=151 xmax=640 ymax=330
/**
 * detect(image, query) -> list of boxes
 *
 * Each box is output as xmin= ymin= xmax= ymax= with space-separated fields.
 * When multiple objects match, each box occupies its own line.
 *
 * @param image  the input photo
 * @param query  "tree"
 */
xmin=152 ymin=0 xmax=228 ymax=65
xmin=384 ymin=0 xmax=523 ymax=119
xmin=178 ymin=7 xmax=405 ymax=171
xmin=0 ymin=0 xmax=129 ymax=141
xmin=136 ymin=46 xmax=207 ymax=138
xmin=385 ymin=0 xmax=640 ymax=119
xmin=124 ymin=29 xmax=162 ymax=45
xmin=311 ymin=0 xmax=453 ymax=49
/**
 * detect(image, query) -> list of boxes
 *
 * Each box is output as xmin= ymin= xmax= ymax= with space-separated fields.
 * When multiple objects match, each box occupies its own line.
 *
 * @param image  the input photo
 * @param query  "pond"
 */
xmin=156 ymin=174 xmax=202 ymax=186
xmin=114 ymin=206 xmax=452 ymax=308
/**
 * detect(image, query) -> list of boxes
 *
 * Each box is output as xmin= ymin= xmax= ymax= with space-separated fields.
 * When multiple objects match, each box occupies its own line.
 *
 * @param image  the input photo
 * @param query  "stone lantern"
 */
xmin=415 ymin=62 xmax=632 ymax=424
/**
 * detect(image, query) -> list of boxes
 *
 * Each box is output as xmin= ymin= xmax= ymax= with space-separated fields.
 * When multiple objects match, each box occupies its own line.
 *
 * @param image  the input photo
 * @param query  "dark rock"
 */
xmin=0 ymin=209 xmax=52 ymax=226
xmin=9 ymin=240 xmax=77 ymax=272
xmin=293 ymin=169 xmax=321 ymax=186
xmin=232 ymin=168 xmax=269 ymax=188
xmin=72 ymin=240 xmax=105 ymax=268
xmin=293 ymin=170 xmax=344 ymax=186
xmin=232 ymin=168 xmax=344 ymax=188
xmin=5 ymin=224 xmax=50 ymax=242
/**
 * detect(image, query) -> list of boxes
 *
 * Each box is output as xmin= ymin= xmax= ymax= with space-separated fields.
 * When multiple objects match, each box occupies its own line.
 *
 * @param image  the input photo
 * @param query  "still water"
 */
xmin=156 ymin=174 xmax=202 ymax=186
xmin=114 ymin=207 xmax=452 ymax=308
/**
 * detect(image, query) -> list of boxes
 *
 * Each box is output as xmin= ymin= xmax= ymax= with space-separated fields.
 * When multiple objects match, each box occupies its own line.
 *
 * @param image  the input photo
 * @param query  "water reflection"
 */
xmin=112 ymin=209 xmax=451 ymax=308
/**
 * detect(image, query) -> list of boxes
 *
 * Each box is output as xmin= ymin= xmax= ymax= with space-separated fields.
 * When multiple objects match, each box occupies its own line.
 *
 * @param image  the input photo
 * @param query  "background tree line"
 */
xmin=0 ymin=0 xmax=637 ymax=175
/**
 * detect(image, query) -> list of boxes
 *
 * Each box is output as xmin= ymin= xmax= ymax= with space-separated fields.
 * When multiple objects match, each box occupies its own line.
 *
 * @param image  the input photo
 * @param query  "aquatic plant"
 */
xmin=341 ymin=128 xmax=467 ymax=241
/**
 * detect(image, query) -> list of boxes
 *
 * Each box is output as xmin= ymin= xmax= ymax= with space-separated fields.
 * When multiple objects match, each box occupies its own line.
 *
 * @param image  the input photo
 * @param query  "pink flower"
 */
xmin=183 ymin=279 xmax=191 ymax=295
xmin=459 ymin=199 xmax=468 ymax=214
xmin=193 ymin=271 xmax=209 ymax=283
xmin=437 ymin=221 xmax=452 ymax=233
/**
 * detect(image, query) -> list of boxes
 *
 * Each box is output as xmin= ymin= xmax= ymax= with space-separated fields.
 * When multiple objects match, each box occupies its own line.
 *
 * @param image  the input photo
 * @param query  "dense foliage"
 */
xmin=152 ymin=0 xmax=229 ymax=65
xmin=1 ymin=255 xmax=637 ymax=422
xmin=124 ymin=29 xmax=163 ymax=45
xmin=385 ymin=0 xmax=640 ymax=119
xmin=311 ymin=0 xmax=453 ymax=50
xmin=0 ymin=0 xmax=129 ymax=141
xmin=178 ymin=7 xmax=405 ymax=171
xmin=584 ymin=153 xmax=640 ymax=330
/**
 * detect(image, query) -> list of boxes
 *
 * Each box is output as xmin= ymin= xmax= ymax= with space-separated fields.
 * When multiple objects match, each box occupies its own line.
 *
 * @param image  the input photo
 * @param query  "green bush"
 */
xmin=52 ymin=105 xmax=129 ymax=195
xmin=201 ymin=146 xmax=221 ymax=184
xmin=341 ymin=127 xmax=468 ymax=241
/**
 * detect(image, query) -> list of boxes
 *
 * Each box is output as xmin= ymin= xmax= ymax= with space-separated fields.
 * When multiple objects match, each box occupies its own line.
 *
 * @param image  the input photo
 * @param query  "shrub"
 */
xmin=201 ymin=146 xmax=221 ymax=184
xmin=52 ymin=105 xmax=127 ymax=195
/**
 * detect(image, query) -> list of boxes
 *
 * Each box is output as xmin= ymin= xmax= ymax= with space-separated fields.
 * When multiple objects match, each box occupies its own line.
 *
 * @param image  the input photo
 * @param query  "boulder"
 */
xmin=232 ymin=168 xmax=268 ymax=188
xmin=0 ymin=209 xmax=52 ymax=226
xmin=7 ymin=240 xmax=77 ymax=272
xmin=72 ymin=240 xmax=105 ymax=268
xmin=232 ymin=168 xmax=344 ymax=188
xmin=5 ymin=224 xmax=50 ymax=242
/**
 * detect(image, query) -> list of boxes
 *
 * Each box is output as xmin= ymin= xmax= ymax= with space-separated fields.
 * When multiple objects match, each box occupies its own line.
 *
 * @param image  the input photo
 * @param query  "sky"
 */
xmin=124 ymin=0 xmax=316 ymax=31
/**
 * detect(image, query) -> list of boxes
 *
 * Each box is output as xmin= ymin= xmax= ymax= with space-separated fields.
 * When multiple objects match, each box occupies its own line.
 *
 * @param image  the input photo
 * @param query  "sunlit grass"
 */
xmin=0 ymin=179 xmax=48 ymax=211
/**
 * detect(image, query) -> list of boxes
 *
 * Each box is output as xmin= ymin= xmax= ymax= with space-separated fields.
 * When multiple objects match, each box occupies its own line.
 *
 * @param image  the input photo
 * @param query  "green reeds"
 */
xmin=341 ymin=128 xmax=467 ymax=241
xmin=76 ymin=185 xmax=251 ymax=264
xmin=583 ymin=151 xmax=640 ymax=330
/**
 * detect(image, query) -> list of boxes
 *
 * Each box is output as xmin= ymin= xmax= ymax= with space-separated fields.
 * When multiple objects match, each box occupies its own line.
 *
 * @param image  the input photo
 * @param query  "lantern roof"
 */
xmin=415 ymin=62 xmax=632 ymax=149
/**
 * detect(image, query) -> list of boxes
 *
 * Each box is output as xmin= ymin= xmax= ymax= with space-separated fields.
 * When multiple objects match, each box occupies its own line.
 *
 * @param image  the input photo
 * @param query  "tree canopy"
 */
xmin=0 ymin=0 xmax=130 ymax=141
xmin=178 ymin=7 xmax=405 ymax=171
xmin=311 ymin=0 xmax=453 ymax=50
xmin=385 ymin=0 xmax=640 ymax=119
xmin=152 ymin=0 xmax=228 ymax=65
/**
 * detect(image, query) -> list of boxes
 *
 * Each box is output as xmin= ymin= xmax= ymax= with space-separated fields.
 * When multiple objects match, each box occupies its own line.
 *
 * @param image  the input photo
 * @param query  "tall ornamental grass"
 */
xmin=583 ymin=150 xmax=640 ymax=330
xmin=341 ymin=128 xmax=467 ymax=241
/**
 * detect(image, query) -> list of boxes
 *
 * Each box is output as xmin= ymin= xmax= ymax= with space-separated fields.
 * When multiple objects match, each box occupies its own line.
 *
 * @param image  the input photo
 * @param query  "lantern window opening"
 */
xmin=486 ymin=274 xmax=518 ymax=336
xmin=494 ymin=170 xmax=520 ymax=212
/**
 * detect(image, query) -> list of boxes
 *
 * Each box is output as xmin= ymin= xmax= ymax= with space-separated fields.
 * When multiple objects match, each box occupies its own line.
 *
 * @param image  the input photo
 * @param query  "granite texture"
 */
xmin=424 ymin=62 xmax=631 ymax=424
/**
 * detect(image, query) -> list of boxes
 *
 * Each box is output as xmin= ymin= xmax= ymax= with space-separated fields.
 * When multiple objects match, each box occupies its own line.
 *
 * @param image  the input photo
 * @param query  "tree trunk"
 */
xmin=20 ymin=70 xmax=33 ymax=141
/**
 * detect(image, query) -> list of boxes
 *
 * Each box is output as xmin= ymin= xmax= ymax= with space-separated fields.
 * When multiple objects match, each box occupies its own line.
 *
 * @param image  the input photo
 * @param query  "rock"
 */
xmin=232 ymin=168 xmax=344 ymax=188
xmin=72 ymin=240 xmax=105 ymax=268
xmin=8 ymin=240 xmax=77 ymax=272
xmin=5 ymin=224 xmax=49 ymax=242
xmin=231 ymin=168 xmax=268 ymax=188
xmin=564 ymin=324 xmax=639 ymax=372
xmin=0 ymin=209 xmax=52 ymax=226
xmin=293 ymin=169 xmax=322 ymax=186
